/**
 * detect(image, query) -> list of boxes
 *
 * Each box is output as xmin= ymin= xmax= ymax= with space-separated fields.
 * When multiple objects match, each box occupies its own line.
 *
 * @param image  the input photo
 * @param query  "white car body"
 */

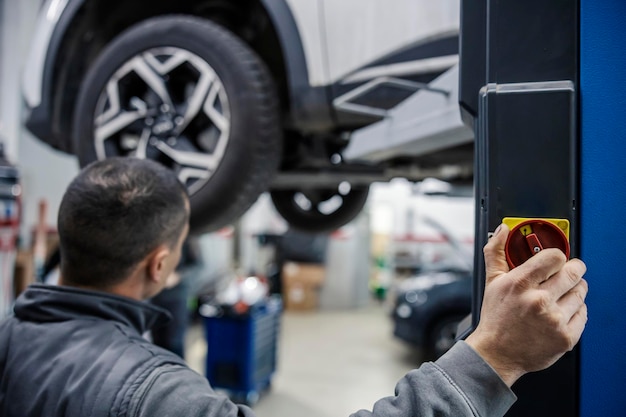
xmin=21 ymin=0 xmax=469 ymax=232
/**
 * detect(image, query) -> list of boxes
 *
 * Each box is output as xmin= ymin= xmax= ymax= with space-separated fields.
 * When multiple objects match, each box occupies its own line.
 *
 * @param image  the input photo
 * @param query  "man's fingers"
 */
xmin=556 ymin=279 xmax=588 ymax=320
xmin=566 ymin=303 xmax=588 ymax=348
xmin=513 ymin=248 xmax=567 ymax=286
xmin=541 ymin=259 xmax=587 ymax=299
xmin=483 ymin=223 xmax=510 ymax=283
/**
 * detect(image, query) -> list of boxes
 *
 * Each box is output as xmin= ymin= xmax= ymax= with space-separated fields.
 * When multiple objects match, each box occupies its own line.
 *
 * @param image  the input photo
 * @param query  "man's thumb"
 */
xmin=483 ymin=223 xmax=511 ymax=283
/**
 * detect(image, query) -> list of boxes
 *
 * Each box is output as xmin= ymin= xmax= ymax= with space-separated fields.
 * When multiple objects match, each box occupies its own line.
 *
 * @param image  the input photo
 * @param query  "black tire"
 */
xmin=270 ymin=185 xmax=369 ymax=233
xmin=72 ymin=15 xmax=282 ymax=233
xmin=427 ymin=314 xmax=466 ymax=360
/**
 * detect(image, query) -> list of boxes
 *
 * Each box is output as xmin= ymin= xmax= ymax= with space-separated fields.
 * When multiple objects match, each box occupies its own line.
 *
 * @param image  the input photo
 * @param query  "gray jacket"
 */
xmin=0 ymin=285 xmax=515 ymax=417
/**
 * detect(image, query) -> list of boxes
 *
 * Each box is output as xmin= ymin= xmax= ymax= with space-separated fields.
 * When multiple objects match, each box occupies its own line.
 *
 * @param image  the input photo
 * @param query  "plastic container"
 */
xmin=202 ymin=296 xmax=282 ymax=405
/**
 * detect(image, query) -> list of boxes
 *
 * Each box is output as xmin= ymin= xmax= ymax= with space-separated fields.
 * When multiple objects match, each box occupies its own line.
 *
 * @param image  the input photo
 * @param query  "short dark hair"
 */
xmin=58 ymin=157 xmax=189 ymax=288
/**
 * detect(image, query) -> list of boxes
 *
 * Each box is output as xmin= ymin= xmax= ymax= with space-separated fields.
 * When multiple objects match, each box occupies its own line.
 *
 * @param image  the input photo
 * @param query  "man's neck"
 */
xmin=58 ymin=276 xmax=147 ymax=302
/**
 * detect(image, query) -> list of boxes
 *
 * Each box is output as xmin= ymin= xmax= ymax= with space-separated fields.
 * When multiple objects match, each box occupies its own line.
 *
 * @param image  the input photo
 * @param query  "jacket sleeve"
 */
xmin=351 ymin=341 xmax=516 ymax=417
xmin=133 ymin=341 xmax=515 ymax=417
xmin=131 ymin=365 xmax=256 ymax=417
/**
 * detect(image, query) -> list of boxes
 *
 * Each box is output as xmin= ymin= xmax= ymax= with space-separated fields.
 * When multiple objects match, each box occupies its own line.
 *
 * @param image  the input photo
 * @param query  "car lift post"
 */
xmin=459 ymin=0 xmax=626 ymax=415
xmin=578 ymin=1 xmax=626 ymax=415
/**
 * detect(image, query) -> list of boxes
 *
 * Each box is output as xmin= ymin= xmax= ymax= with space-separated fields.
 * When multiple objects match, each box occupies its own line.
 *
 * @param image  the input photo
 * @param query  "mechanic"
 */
xmin=0 ymin=157 xmax=588 ymax=417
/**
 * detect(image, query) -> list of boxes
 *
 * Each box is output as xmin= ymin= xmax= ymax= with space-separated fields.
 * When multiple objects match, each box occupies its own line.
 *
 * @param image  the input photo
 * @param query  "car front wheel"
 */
xmin=73 ymin=15 xmax=282 ymax=232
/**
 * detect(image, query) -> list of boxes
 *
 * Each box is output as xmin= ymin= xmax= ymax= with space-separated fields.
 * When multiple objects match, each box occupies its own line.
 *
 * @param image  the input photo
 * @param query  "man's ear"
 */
xmin=147 ymin=244 xmax=171 ymax=284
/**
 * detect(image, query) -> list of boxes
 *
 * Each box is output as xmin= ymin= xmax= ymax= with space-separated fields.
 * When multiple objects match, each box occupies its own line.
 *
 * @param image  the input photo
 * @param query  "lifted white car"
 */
xmin=23 ymin=0 xmax=469 ymax=232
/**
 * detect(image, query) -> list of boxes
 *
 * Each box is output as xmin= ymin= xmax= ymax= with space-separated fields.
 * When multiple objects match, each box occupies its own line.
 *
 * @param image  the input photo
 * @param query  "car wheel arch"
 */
xmin=40 ymin=0 xmax=301 ymax=152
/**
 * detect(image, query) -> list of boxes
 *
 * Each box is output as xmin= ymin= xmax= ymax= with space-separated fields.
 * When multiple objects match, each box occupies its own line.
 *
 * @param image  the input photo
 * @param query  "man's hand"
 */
xmin=466 ymin=224 xmax=588 ymax=387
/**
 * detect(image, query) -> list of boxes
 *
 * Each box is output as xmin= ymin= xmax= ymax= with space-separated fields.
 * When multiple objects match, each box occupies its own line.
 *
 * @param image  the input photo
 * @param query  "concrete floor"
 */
xmin=186 ymin=302 xmax=425 ymax=417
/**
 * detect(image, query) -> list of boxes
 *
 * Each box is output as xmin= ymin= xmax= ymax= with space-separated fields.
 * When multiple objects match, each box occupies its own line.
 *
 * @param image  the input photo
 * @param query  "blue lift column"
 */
xmin=460 ymin=0 xmax=626 ymax=415
xmin=580 ymin=1 xmax=626 ymax=415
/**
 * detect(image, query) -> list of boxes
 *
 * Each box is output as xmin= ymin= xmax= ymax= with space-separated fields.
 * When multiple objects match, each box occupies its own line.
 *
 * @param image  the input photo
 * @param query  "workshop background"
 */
xmin=0 ymin=2 xmax=477 ymax=416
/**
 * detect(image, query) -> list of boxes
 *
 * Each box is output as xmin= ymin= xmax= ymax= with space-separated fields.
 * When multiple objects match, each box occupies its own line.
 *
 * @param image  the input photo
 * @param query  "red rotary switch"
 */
xmin=504 ymin=219 xmax=570 ymax=269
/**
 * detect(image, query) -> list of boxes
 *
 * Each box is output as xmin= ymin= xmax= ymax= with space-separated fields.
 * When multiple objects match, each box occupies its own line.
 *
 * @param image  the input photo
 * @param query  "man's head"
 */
xmin=58 ymin=157 xmax=189 ymax=297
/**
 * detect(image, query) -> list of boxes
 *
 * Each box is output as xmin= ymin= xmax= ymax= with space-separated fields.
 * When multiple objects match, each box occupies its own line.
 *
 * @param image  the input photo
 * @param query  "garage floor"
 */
xmin=185 ymin=302 xmax=425 ymax=417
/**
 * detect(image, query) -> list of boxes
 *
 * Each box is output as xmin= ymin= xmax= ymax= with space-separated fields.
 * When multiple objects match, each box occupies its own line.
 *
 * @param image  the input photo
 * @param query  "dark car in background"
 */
xmin=391 ymin=265 xmax=471 ymax=359
xmin=390 ymin=216 xmax=472 ymax=359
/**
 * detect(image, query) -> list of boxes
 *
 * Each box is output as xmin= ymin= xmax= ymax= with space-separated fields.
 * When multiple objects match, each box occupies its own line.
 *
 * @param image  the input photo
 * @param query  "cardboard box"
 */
xmin=281 ymin=262 xmax=325 ymax=311
xmin=282 ymin=262 xmax=326 ymax=286
xmin=283 ymin=282 xmax=320 ymax=311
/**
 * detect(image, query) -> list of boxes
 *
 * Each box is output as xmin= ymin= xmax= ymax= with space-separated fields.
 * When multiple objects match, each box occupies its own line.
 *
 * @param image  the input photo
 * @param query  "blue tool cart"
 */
xmin=202 ymin=295 xmax=282 ymax=405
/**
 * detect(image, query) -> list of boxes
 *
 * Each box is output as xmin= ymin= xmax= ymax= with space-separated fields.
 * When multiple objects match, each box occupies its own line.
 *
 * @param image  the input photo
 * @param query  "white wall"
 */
xmin=369 ymin=178 xmax=474 ymax=241
xmin=0 ymin=0 xmax=78 ymax=244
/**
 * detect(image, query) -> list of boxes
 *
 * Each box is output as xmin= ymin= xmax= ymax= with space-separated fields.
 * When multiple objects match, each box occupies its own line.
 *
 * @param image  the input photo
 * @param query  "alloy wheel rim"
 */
xmin=93 ymin=46 xmax=231 ymax=195
xmin=291 ymin=182 xmax=355 ymax=216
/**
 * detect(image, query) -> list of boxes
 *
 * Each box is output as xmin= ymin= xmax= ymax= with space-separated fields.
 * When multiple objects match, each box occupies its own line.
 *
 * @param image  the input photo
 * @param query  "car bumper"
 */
xmin=392 ymin=316 xmax=425 ymax=346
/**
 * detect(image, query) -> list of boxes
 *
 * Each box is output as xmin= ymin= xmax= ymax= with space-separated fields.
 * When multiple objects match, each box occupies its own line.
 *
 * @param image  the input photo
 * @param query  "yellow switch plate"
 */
xmin=502 ymin=217 xmax=570 ymax=240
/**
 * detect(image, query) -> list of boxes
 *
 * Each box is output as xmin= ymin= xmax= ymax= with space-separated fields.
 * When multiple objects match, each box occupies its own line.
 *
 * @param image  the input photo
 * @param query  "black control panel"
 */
xmin=459 ymin=1 xmax=579 ymax=416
